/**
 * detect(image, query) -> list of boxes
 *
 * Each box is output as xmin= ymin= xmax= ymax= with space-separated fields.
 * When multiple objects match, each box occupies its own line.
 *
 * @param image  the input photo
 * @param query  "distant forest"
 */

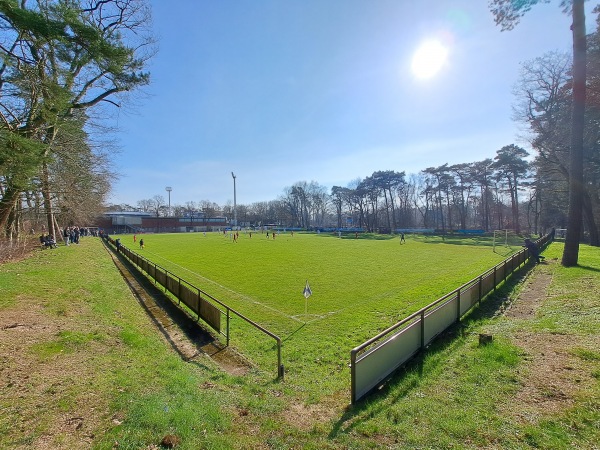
xmin=117 ymin=144 xmax=566 ymax=237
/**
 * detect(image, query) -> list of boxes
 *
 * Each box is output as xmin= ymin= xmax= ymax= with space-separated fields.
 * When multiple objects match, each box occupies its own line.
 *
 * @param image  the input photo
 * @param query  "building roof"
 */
xmin=104 ymin=211 xmax=153 ymax=217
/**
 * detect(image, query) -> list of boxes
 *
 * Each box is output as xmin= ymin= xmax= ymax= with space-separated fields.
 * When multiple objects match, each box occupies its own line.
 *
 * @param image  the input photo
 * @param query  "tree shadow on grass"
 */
xmin=316 ymin=232 xmax=396 ymax=241
xmin=328 ymin=264 xmax=531 ymax=439
xmin=574 ymin=264 xmax=600 ymax=273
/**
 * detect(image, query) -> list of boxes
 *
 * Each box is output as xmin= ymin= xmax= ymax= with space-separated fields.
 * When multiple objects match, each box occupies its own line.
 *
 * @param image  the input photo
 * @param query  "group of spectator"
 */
xmin=63 ymin=226 xmax=81 ymax=245
xmin=38 ymin=226 xmax=98 ymax=249
xmin=39 ymin=234 xmax=58 ymax=248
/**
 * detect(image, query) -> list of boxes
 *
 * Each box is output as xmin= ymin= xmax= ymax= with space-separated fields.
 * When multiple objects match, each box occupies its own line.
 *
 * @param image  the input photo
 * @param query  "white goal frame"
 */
xmin=493 ymin=229 xmax=515 ymax=252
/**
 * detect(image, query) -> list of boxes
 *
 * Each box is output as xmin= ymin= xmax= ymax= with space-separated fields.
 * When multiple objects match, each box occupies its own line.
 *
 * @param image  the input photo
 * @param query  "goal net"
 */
xmin=492 ymin=229 xmax=522 ymax=255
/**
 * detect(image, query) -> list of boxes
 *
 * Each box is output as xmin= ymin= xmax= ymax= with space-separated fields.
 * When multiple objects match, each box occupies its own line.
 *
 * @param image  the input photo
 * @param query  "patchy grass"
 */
xmin=0 ymin=237 xmax=598 ymax=449
xmin=0 ymin=238 xmax=240 ymax=449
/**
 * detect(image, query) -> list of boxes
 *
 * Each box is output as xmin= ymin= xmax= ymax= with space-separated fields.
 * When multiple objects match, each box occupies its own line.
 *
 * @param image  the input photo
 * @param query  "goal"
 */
xmin=492 ymin=229 xmax=522 ymax=254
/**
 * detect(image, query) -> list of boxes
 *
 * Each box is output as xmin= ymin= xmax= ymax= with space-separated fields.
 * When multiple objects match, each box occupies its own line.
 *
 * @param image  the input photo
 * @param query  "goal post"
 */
xmin=493 ymin=229 xmax=522 ymax=254
xmin=554 ymin=228 xmax=567 ymax=240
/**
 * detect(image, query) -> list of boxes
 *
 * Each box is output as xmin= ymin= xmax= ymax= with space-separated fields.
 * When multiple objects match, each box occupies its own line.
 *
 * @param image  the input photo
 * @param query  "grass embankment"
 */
xmin=0 ymin=237 xmax=598 ymax=449
xmin=0 ymin=238 xmax=244 ymax=449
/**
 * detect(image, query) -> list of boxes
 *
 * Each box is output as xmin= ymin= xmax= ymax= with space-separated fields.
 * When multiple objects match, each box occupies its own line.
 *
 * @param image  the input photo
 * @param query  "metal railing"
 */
xmin=105 ymin=237 xmax=284 ymax=379
xmin=350 ymin=234 xmax=552 ymax=403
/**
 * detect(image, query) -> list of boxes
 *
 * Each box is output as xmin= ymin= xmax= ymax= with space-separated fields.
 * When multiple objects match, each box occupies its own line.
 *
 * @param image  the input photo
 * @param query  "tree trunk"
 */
xmin=41 ymin=161 xmax=56 ymax=241
xmin=0 ymin=187 xmax=20 ymax=238
xmin=583 ymin=191 xmax=599 ymax=246
xmin=383 ymin=190 xmax=391 ymax=231
xmin=389 ymin=188 xmax=397 ymax=230
xmin=562 ymin=0 xmax=586 ymax=267
xmin=512 ymin=176 xmax=520 ymax=234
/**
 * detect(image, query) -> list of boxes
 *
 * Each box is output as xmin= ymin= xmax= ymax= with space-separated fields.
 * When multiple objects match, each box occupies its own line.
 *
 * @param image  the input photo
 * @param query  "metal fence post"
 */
xmin=226 ymin=309 xmax=230 ymax=347
xmin=350 ymin=350 xmax=357 ymax=404
xmin=277 ymin=338 xmax=284 ymax=380
xmin=420 ymin=310 xmax=425 ymax=349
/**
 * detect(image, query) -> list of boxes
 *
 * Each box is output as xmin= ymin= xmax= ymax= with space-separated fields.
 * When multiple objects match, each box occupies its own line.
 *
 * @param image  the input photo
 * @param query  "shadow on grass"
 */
xmin=575 ymin=264 xmax=600 ymax=273
xmin=328 ymin=263 xmax=532 ymax=438
xmin=412 ymin=234 xmax=522 ymax=249
xmin=317 ymin=233 xmax=396 ymax=241
xmin=104 ymin=241 xmax=259 ymax=378
xmin=282 ymin=323 xmax=306 ymax=343
xmin=103 ymin=242 xmax=217 ymax=356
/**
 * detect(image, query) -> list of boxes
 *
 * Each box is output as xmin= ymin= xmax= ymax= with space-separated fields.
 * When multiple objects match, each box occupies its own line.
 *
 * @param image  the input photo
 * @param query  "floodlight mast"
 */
xmin=165 ymin=186 xmax=172 ymax=217
xmin=231 ymin=172 xmax=237 ymax=227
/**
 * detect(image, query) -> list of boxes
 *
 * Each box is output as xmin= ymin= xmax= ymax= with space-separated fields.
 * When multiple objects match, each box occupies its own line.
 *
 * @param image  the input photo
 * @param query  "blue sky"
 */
xmin=109 ymin=0 xmax=584 ymax=208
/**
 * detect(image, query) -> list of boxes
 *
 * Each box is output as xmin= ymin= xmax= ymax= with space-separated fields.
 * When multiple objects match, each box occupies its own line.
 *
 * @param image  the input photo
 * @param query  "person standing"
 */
xmin=139 ymin=238 xmax=144 ymax=249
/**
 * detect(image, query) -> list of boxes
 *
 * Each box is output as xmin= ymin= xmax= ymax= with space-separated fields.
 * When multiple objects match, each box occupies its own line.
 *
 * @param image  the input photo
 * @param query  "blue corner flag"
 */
xmin=303 ymin=280 xmax=312 ymax=299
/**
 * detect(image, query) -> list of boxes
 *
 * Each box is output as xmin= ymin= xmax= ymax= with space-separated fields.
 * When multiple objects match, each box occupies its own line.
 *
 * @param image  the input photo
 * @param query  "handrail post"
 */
xmin=226 ymin=309 xmax=230 ymax=347
xmin=456 ymin=288 xmax=461 ymax=321
xmin=420 ymin=310 xmax=425 ymax=349
xmin=350 ymin=350 xmax=357 ymax=404
xmin=277 ymin=338 xmax=284 ymax=380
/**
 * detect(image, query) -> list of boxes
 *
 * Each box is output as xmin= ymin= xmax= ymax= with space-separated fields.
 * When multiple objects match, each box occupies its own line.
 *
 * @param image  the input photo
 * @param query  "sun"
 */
xmin=411 ymin=40 xmax=448 ymax=79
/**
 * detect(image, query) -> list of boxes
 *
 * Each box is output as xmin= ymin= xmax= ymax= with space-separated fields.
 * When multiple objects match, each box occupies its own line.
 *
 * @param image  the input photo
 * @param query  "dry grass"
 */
xmin=0 ymin=237 xmax=39 ymax=264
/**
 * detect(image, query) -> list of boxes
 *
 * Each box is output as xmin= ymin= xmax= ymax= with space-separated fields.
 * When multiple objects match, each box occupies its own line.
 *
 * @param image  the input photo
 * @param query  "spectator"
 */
xmin=524 ymin=238 xmax=545 ymax=264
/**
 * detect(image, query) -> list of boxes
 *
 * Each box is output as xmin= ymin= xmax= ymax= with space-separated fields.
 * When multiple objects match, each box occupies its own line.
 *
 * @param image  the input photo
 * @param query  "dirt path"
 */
xmin=502 ymin=260 xmax=596 ymax=421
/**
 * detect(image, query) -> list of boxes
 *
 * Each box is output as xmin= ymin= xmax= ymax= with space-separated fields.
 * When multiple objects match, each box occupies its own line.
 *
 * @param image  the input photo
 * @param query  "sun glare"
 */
xmin=411 ymin=40 xmax=448 ymax=79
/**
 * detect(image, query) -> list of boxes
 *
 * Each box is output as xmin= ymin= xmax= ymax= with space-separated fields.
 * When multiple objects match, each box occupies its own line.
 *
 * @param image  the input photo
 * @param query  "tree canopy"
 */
xmin=0 ymin=0 xmax=154 ymax=238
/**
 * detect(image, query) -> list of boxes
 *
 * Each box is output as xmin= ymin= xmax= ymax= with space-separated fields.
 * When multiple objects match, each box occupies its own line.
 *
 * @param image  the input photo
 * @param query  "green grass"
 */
xmin=131 ymin=232 xmax=505 ymax=322
xmin=30 ymin=330 xmax=104 ymax=361
xmin=119 ymin=231 xmax=509 ymax=398
xmin=1 ymin=236 xmax=598 ymax=449
xmin=327 ymin=243 xmax=600 ymax=449
xmin=0 ymin=238 xmax=239 ymax=449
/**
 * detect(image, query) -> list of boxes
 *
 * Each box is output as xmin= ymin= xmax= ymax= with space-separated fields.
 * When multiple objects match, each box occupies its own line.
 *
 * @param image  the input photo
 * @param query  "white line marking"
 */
xmin=144 ymin=250 xmax=305 ymax=324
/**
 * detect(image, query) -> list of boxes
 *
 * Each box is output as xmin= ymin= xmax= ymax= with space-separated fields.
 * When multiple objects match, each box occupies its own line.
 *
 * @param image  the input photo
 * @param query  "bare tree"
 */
xmin=151 ymin=195 xmax=166 ymax=217
xmin=490 ymin=0 xmax=587 ymax=265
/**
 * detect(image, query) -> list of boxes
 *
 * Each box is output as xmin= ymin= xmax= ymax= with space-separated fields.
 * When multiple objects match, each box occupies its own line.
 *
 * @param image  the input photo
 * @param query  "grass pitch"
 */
xmin=122 ymin=231 xmax=508 ymax=396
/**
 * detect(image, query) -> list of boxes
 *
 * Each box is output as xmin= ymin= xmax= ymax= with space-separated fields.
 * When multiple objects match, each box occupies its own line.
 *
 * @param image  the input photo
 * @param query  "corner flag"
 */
xmin=303 ymin=280 xmax=312 ymax=299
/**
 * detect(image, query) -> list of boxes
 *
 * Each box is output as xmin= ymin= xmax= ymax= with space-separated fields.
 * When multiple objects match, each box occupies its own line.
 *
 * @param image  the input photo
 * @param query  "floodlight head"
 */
xmin=231 ymin=172 xmax=236 ymax=179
